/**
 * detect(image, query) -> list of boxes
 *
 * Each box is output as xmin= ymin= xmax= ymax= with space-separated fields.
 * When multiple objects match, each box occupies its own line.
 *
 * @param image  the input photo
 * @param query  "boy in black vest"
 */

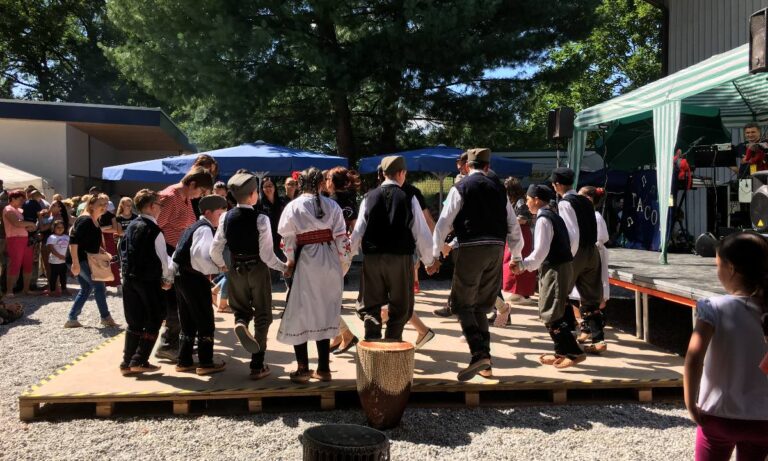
xmin=350 ymin=156 xmax=437 ymax=341
xmin=210 ymin=171 xmax=288 ymax=380
xmin=511 ymin=184 xmax=586 ymax=369
xmin=432 ymin=148 xmax=524 ymax=381
xmin=172 ymin=194 xmax=228 ymax=375
xmin=119 ymin=189 xmax=175 ymax=376
xmin=549 ymin=167 xmax=606 ymax=354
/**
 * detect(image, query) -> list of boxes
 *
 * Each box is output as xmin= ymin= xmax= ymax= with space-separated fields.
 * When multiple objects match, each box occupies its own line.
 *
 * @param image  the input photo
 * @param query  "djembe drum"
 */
xmin=300 ymin=424 xmax=389 ymax=461
xmin=355 ymin=340 xmax=414 ymax=430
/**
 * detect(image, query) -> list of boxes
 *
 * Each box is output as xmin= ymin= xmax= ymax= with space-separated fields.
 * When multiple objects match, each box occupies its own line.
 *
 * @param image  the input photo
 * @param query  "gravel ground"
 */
xmin=0 ymin=282 xmax=696 ymax=461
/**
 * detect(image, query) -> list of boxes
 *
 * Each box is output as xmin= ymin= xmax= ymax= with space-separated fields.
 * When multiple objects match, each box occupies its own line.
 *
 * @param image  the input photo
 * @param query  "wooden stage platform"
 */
xmin=19 ymin=286 xmax=684 ymax=421
xmin=607 ymin=248 xmax=723 ymax=341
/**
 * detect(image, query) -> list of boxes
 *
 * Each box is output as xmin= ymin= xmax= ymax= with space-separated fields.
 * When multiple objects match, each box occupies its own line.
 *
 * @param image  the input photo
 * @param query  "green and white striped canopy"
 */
xmin=574 ymin=44 xmax=759 ymax=130
xmin=567 ymin=43 xmax=764 ymax=263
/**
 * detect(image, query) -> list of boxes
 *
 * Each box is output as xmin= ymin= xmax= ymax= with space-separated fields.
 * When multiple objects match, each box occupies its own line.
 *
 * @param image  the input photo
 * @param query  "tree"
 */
xmin=509 ymin=0 xmax=663 ymax=149
xmin=0 ymin=0 xmax=155 ymax=104
xmin=106 ymin=0 xmax=600 ymax=159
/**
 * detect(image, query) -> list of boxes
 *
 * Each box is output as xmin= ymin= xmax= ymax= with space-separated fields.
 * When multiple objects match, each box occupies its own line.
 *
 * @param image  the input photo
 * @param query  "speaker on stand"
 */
xmin=547 ymin=107 xmax=575 ymax=167
xmin=751 ymin=8 xmax=768 ymax=74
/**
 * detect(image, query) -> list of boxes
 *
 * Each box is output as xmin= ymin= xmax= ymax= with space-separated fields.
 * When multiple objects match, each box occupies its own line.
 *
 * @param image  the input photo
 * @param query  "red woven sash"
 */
xmin=296 ymin=229 xmax=333 ymax=246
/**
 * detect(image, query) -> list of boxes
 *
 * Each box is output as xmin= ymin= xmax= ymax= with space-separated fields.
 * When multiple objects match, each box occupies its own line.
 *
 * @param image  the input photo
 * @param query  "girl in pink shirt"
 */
xmin=684 ymin=232 xmax=768 ymax=461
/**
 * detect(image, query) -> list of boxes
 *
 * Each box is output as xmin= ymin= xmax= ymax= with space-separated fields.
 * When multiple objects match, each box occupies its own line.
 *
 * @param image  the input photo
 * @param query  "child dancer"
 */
xmin=119 ymin=189 xmax=175 ymax=376
xmin=210 ymin=171 xmax=288 ymax=380
xmin=511 ymin=184 xmax=585 ymax=369
xmin=684 ymin=232 xmax=768 ymax=460
xmin=172 ymin=195 xmax=228 ymax=375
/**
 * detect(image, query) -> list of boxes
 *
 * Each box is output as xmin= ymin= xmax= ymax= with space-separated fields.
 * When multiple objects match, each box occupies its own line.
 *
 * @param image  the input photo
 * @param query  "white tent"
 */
xmin=0 ymin=161 xmax=56 ymax=200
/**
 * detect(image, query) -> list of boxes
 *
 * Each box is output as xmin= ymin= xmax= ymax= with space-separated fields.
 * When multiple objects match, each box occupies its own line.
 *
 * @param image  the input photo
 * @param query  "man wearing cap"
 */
xmin=511 ymin=184 xmax=585 ymax=368
xmin=549 ymin=167 xmax=606 ymax=354
xmin=350 ymin=155 xmax=437 ymax=341
xmin=171 ymin=195 xmax=228 ymax=375
xmin=432 ymin=148 xmax=524 ymax=381
xmin=210 ymin=170 xmax=287 ymax=380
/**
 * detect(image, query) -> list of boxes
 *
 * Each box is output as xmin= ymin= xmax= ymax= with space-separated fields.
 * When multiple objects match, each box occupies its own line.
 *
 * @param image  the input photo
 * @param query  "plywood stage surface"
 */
xmin=20 ymin=287 xmax=684 ymax=420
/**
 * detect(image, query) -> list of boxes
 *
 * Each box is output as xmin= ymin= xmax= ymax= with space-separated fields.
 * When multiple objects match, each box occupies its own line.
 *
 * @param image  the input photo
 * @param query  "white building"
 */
xmin=0 ymin=99 xmax=195 ymax=198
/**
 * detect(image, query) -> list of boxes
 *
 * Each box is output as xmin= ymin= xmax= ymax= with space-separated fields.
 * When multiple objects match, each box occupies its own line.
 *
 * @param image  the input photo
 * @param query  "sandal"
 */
xmin=553 ymin=354 xmax=587 ymax=369
xmin=583 ymin=342 xmax=607 ymax=355
xmin=249 ymin=365 xmax=271 ymax=380
xmin=539 ymin=354 xmax=562 ymax=365
xmin=311 ymin=370 xmax=332 ymax=382
xmin=289 ymin=368 xmax=313 ymax=384
xmin=493 ymin=303 xmax=511 ymax=327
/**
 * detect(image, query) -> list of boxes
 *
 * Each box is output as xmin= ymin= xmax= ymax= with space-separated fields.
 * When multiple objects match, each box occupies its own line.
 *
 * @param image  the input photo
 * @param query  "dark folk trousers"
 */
xmin=122 ymin=277 xmax=166 ymax=367
xmin=227 ymin=260 xmax=272 ymax=370
xmin=570 ymin=245 xmax=605 ymax=343
xmin=538 ymin=262 xmax=582 ymax=357
xmin=175 ymin=271 xmax=216 ymax=367
xmin=358 ymin=253 xmax=414 ymax=341
xmin=449 ymin=245 xmax=504 ymax=362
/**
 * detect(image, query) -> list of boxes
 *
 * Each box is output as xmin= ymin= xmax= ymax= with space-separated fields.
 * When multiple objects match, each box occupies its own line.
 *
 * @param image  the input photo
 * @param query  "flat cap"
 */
xmin=548 ymin=167 xmax=575 ymax=186
xmin=466 ymin=148 xmax=491 ymax=163
xmin=227 ymin=172 xmax=258 ymax=197
xmin=381 ymin=155 xmax=406 ymax=175
xmin=526 ymin=184 xmax=554 ymax=202
xmin=198 ymin=194 xmax=228 ymax=214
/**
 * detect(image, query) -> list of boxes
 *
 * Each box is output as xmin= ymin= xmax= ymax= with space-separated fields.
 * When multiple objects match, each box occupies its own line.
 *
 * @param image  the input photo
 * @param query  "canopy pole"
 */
xmin=652 ymin=101 xmax=682 ymax=265
xmin=254 ymin=171 xmax=270 ymax=189
xmin=432 ymin=172 xmax=449 ymax=213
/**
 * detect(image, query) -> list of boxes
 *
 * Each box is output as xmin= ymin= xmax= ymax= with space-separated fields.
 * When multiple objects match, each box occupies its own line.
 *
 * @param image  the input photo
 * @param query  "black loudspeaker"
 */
xmin=750 ymin=8 xmax=768 ymax=74
xmin=694 ymin=233 xmax=718 ymax=257
xmin=547 ymin=107 xmax=575 ymax=140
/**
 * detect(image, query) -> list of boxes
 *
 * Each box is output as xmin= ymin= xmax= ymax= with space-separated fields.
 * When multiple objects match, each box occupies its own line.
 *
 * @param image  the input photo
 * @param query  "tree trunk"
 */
xmin=332 ymin=90 xmax=355 ymax=161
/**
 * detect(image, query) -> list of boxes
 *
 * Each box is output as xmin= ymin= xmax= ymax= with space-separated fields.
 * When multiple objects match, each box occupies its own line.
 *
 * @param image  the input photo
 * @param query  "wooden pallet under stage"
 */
xmin=19 ymin=288 xmax=684 ymax=421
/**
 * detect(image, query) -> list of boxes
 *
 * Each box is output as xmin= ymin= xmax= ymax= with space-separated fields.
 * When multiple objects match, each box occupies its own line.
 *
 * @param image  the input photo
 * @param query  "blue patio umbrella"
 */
xmin=359 ymin=145 xmax=532 ymax=210
xmin=358 ymin=146 xmax=532 ymax=176
xmin=102 ymin=157 xmax=184 ymax=182
xmin=162 ymin=140 xmax=348 ymax=178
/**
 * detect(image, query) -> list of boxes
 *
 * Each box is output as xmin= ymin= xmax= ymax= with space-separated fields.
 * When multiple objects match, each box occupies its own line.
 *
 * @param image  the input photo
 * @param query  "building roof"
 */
xmin=0 ymin=99 xmax=196 ymax=153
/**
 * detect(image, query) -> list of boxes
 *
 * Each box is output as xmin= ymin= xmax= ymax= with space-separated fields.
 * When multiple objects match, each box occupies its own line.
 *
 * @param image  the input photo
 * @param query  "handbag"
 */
xmin=87 ymin=232 xmax=114 ymax=282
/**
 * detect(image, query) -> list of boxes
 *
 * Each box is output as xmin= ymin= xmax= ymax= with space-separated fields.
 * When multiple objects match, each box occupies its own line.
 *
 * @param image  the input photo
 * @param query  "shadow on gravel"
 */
xmin=242 ymin=404 xmax=693 ymax=449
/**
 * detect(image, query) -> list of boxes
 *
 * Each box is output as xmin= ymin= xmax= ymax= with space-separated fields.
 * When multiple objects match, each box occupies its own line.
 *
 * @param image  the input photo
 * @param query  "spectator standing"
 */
xmin=3 ymin=190 xmax=37 ymax=296
xmin=46 ymin=220 xmax=69 ymax=296
xmin=64 ymin=194 xmax=119 ymax=328
xmin=284 ymin=176 xmax=298 ymax=201
xmin=257 ymin=177 xmax=287 ymax=265
xmin=115 ymin=197 xmax=138 ymax=235
xmin=98 ymin=201 xmax=121 ymax=287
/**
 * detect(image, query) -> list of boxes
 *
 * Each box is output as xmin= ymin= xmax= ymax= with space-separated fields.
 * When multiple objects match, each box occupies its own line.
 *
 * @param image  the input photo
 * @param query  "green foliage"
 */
xmin=105 ymin=0 xmax=600 ymax=159
xmin=509 ymin=0 xmax=663 ymax=149
xmin=0 ymin=0 xmax=660 ymax=161
xmin=0 ymin=0 xmax=155 ymax=104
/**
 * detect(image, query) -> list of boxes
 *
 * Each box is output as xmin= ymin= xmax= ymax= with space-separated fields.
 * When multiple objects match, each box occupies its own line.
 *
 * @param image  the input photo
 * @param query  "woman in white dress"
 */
xmin=277 ymin=167 xmax=351 ymax=383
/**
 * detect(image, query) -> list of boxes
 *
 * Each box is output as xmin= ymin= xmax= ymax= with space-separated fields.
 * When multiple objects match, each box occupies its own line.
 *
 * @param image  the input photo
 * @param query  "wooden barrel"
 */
xmin=355 ymin=340 xmax=414 ymax=430
xmin=301 ymin=424 xmax=390 ymax=461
